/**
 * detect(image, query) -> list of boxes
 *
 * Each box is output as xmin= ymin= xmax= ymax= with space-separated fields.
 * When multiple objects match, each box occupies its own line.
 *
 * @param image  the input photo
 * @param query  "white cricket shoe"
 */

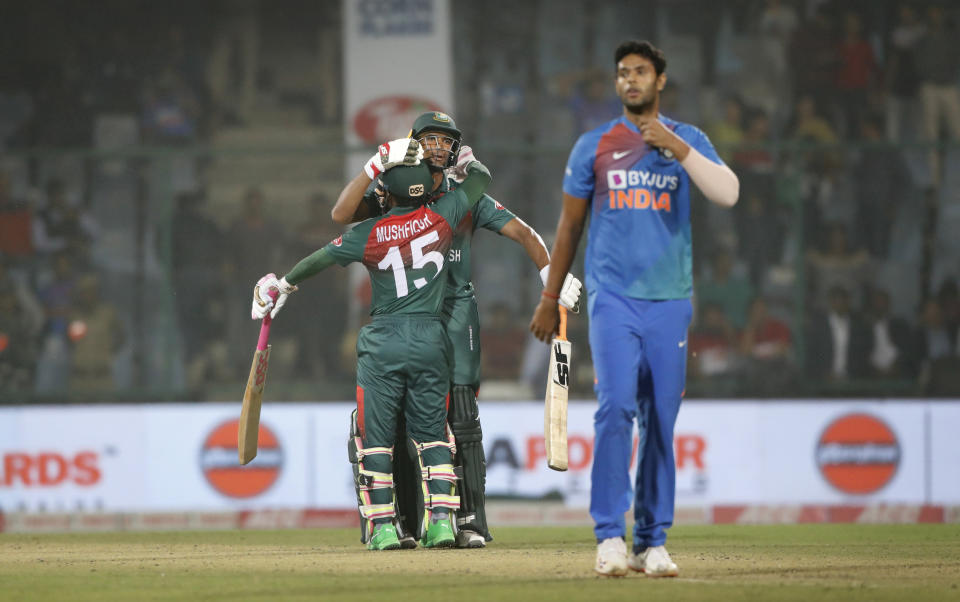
xmin=455 ymin=529 xmax=486 ymax=549
xmin=594 ymin=537 xmax=629 ymax=577
xmin=628 ymin=545 xmax=679 ymax=577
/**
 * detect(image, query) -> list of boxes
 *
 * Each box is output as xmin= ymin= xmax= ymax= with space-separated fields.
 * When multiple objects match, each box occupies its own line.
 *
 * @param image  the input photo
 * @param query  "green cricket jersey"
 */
xmin=284 ymin=163 xmax=492 ymax=315
xmin=362 ymin=175 xmax=517 ymax=301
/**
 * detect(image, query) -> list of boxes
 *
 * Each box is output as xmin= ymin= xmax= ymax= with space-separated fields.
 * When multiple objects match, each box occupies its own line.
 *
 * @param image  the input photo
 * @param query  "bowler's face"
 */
xmin=615 ymin=54 xmax=664 ymax=112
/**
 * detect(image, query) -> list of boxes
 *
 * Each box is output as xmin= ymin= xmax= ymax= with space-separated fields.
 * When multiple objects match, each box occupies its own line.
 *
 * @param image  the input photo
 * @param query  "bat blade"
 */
xmin=239 ymin=288 xmax=278 ymax=465
xmin=545 ymin=307 xmax=570 ymax=471
xmin=238 ymin=344 xmax=271 ymax=465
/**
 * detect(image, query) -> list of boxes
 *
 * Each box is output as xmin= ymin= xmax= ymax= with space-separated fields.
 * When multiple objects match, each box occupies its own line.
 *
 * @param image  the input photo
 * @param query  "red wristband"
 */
xmin=541 ymin=290 xmax=560 ymax=301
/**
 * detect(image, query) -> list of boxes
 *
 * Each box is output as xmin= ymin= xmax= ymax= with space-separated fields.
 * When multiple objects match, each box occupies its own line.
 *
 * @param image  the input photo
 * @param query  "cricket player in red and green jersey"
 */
xmin=252 ymin=149 xmax=493 ymax=551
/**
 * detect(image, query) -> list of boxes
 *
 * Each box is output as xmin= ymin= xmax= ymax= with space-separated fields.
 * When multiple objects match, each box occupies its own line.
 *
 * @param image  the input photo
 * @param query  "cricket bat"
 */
xmin=238 ymin=290 xmax=278 ymax=465
xmin=544 ymin=306 xmax=571 ymax=471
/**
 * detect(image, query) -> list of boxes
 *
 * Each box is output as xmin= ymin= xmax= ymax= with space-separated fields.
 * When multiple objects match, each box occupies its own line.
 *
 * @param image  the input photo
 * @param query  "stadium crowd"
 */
xmin=1 ymin=0 xmax=959 ymax=400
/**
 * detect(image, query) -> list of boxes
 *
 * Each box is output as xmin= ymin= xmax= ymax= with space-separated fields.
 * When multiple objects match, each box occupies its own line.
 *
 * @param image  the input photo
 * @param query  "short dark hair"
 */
xmin=614 ymin=40 xmax=666 ymax=76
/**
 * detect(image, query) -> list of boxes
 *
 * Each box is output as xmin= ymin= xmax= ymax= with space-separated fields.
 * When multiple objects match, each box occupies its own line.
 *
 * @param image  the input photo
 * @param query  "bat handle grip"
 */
xmin=558 ymin=306 xmax=568 ymax=341
xmin=256 ymin=289 xmax=279 ymax=351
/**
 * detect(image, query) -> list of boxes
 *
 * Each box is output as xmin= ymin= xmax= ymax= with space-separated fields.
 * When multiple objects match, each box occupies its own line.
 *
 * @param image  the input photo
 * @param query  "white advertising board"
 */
xmin=2 ymin=401 xmax=958 ymax=514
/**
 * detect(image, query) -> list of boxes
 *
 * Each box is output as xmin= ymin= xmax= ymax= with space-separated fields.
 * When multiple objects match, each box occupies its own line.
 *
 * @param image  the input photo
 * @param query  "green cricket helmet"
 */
xmin=380 ymin=162 xmax=434 ymax=207
xmin=409 ymin=111 xmax=462 ymax=170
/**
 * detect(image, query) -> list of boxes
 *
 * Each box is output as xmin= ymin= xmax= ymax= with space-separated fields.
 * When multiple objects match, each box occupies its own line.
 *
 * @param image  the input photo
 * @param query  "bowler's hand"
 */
xmin=638 ymin=119 xmax=689 ymax=161
xmin=529 ymin=298 xmax=560 ymax=342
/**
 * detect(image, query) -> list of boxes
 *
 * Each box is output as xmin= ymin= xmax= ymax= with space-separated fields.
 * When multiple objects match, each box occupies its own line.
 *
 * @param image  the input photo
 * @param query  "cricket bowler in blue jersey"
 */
xmin=530 ymin=40 xmax=739 ymax=578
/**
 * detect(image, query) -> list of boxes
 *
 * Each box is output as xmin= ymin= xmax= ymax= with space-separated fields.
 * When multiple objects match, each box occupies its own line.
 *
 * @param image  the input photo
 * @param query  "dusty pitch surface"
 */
xmin=1 ymin=525 xmax=958 ymax=601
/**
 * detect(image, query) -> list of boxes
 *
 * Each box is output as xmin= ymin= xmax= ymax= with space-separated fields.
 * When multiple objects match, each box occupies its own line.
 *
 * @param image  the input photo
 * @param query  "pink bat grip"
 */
xmin=256 ymin=289 xmax=279 ymax=351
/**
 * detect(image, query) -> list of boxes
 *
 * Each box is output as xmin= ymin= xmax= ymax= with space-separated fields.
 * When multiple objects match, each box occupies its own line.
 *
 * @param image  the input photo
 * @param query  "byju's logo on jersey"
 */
xmin=607 ymin=169 xmax=678 ymax=191
xmin=606 ymin=169 xmax=678 ymax=212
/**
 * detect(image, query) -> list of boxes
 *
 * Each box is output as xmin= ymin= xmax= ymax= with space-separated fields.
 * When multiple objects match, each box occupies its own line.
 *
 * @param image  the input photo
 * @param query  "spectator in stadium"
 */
xmin=916 ymin=294 xmax=960 ymax=395
xmin=834 ymin=11 xmax=878 ymax=138
xmin=171 ymin=190 xmax=225 ymax=383
xmin=0 ymin=255 xmax=44 ymax=338
xmin=696 ymin=249 xmax=753 ymax=329
xmin=884 ymin=3 xmax=925 ymax=141
xmin=789 ymin=94 xmax=838 ymax=145
xmin=34 ymin=251 xmax=78 ymax=392
xmin=788 ymin=5 xmax=839 ymax=118
xmin=480 ymin=302 xmax=527 ymax=381
xmin=285 ymin=192 xmax=348 ymax=381
xmin=32 ymin=178 xmax=99 ymax=266
xmin=688 ymin=301 xmax=741 ymax=380
xmin=937 ymin=279 xmax=960 ymax=348
xmin=707 ymin=97 xmax=744 ymax=164
xmin=806 ymin=222 xmax=871 ymax=310
xmin=140 ymin=66 xmax=201 ymax=144
xmin=735 ymin=182 xmax=785 ymax=287
xmin=555 ymin=68 xmax=623 ymax=134
xmin=226 ymin=187 xmax=285 ymax=376
xmin=739 ymin=295 xmax=793 ymax=394
xmin=758 ymin=0 xmax=799 ymax=75
xmin=806 ymin=285 xmax=872 ymax=382
xmin=854 ymin=115 xmax=912 ymax=259
xmin=0 ymin=169 xmax=35 ymax=261
xmin=864 ymin=288 xmax=916 ymax=379
xmin=731 ymin=109 xmax=775 ymax=176
xmin=0 ymin=279 xmax=42 ymax=392
xmin=68 ymin=273 xmax=125 ymax=392
xmin=915 ymin=5 xmax=960 ymax=187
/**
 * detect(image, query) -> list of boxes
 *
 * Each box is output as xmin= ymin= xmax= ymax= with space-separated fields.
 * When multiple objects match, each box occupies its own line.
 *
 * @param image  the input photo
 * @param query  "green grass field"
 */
xmin=1 ymin=525 xmax=958 ymax=601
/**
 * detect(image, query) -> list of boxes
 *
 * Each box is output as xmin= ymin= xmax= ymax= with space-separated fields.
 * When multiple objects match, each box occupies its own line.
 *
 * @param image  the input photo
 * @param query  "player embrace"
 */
xmin=332 ymin=112 xmax=582 ymax=548
xmin=252 ymin=139 xmax=493 ymax=550
xmin=531 ymin=40 xmax=739 ymax=577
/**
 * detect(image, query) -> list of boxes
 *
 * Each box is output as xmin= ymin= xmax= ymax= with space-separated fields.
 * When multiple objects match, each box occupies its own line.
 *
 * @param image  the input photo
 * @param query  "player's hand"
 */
xmin=363 ymin=138 xmax=423 ymax=179
xmin=251 ymin=273 xmax=297 ymax=320
xmin=448 ymin=145 xmax=475 ymax=183
xmin=539 ymin=266 xmax=583 ymax=313
xmin=530 ymin=298 xmax=560 ymax=342
xmin=638 ymin=119 xmax=689 ymax=161
xmin=559 ymin=273 xmax=583 ymax=313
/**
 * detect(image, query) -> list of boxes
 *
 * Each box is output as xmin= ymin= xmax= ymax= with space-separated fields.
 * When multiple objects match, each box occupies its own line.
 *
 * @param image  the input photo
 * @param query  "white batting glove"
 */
xmin=448 ymin=145 xmax=475 ymax=183
xmin=251 ymin=273 xmax=298 ymax=320
xmin=539 ymin=266 xmax=583 ymax=313
xmin=363 ymin=138 xmax=423 ymax=179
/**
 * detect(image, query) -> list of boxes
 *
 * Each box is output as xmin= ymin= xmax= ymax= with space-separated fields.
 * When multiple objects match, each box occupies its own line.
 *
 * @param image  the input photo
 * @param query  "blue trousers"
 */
xmin=587 ymin=289 xmax=692 ymax=551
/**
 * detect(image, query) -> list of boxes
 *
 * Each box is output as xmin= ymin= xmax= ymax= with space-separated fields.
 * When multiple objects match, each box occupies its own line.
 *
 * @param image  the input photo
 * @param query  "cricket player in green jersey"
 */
xmin=333 ymin=112 xmax=583 ymax=548
xmin=252 ymin=145 xmax=493 ymax=551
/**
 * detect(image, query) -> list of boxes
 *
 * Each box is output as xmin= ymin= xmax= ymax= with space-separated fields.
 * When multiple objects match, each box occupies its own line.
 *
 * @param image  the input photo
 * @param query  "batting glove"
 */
xmin=363 ymin=138 xmax=423 ymax=179
xmin=540 ymin=266 xmax=583 ymax=313
xmin=448 ymin=145 xmax=476 ymax=183
xmin=251 ymin=273 xmax=298 ymax=320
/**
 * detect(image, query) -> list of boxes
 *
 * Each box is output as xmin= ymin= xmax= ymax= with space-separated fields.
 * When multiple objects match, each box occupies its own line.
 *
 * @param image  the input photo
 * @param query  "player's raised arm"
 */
xmin=331 ymin=138 xmax=423 ymax=224
xmin=529 ymin=193 xmax=589 ymax=341
xmin=456 ymin=159 xmax=492 ymax=207
xmin=249 ymin=237 xmax=349 ymax=320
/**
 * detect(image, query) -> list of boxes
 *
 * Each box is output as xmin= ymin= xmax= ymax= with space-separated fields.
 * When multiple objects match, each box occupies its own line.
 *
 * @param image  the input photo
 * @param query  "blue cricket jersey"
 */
xmin=563 ymin=114 xmax=724 ymax=299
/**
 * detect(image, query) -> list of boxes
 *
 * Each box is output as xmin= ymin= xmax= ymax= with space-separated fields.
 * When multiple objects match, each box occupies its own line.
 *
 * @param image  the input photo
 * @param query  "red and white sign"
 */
xmin=200 ymin=420 xmax=283 ymax=499
xmin=816 ymin=413 xmax=900 ymax=495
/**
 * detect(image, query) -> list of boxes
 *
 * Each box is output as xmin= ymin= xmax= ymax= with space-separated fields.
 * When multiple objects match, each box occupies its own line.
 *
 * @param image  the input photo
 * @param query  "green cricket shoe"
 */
xmin=423 ymin=516 xmax=455 ymax=549
xmin=367 ymin=523 xmax=401 ymax=551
